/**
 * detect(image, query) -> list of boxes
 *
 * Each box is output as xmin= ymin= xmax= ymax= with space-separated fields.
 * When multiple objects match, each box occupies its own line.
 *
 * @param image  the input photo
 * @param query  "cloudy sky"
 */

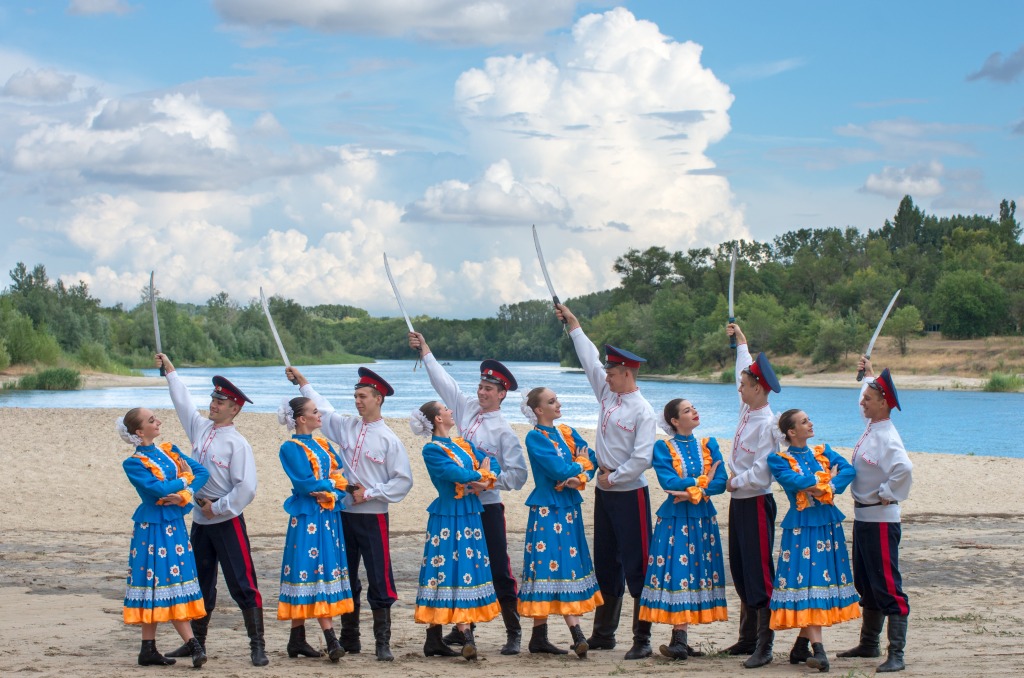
xmin=1 ymin=1 xmax=1021 ymax=317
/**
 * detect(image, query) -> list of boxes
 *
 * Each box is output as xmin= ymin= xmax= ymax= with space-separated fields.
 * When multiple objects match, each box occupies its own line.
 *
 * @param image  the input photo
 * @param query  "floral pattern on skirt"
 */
xmin=123 ymin=517 xmax=206 ymax=624
xmin=278 ymin=510 xmax=354 ymax=619
xmin=770 ymin=522 xmax=861 ymax=630
xmin=518 ymin=504 xmax=603 ymax=617
xmin=414 ymin=512 xmax=500 ymax=625
xmin=639 ymin=513 xmax=728 ymax=625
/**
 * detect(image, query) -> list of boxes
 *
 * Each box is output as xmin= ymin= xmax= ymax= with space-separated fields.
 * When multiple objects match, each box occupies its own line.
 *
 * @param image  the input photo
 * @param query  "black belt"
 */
xmin=855 ymin=501 xmax=898 ymax=508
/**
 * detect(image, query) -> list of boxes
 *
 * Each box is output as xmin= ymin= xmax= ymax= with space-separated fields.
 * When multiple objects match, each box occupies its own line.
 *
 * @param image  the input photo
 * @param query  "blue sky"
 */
xmin=1 ymin=1 xmax=1021 ymax=317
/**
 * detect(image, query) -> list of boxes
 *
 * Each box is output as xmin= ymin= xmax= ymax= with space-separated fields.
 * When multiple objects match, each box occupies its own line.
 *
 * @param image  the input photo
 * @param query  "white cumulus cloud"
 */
xmin=862 ymin=162 xmax=945 ymax=199
xmin=68 ymin=0 xmax=134 ymax=15
xmin=2 ymin=68 xmax=76 ymax=102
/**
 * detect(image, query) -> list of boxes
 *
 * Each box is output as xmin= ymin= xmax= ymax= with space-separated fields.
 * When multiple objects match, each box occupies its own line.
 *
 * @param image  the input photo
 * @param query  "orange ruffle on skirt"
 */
xmin=518 ymin=590 xmax=604 ymax=618
xmin=277 ymin=598 xmax=354 ymax=621
xmin=123 ymin=598 xmax=206 ymax=625
xmin=414 ymin=600 xmax=502 ymax=625
xmin=770 ymin=601 xmax=861 ymax=631
xmin=639 ymin=604 xmax=729 ymax=626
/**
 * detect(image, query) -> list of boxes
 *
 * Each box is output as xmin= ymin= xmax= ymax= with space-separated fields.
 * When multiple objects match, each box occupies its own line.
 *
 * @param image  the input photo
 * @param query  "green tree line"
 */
xmin=1 ymin=196 xmax=1020 ymax=375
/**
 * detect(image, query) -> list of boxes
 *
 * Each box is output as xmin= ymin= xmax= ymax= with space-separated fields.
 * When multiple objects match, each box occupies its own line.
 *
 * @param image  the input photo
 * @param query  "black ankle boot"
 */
xmin=726 ymin=601 xmax=757 ymax=655
xmin=186 ymin=637 xmax=207 ymax=668
xmin=241 ymin=607 xmax=270 ymax=666
xmin=877 ymin=614 xmax=908 ymax=673
xmin=424 ymin=624 xmax=459 ymax=657
xmin=837 ymin=608 xmax=883 ymax=658
xmin=806 ymin=642 xmax=829 ymax=672
xmin=138 ymin=639 xmax=175 ymax=666
xmin=499 ymin=600 xmax=522 ymax=655
xmin=623 ymin=598 xmax=652 ymax=660
xmin=323 ymin=627 xmax=345 ymax=662
xmin=443 ymin=624 xmax=470 ymax=646
xmin=570 ymin=624 xmax=589 ymax=658
xmin=339 ymin=609 xmax=361 ymax=653
xmin=586 ymin=595 xmax=621 ymax=650
xmin=287 ymin=624 xmax=323 ymax=658
xmin=461 ymin=626 xmax=478 ymax=661
xmin=789 ymin=636 xmax=811 ymax=664
xmin=166 ymin=613 xmax=210 ymax=658
xmin=528 ymin=623 xmax=568 ymax=654
xmin=372 ymin=608 xmax=394 ymax=661
xmin=742 ymin=607 xmax=774 ymax=668
xmin=659 ymin=629 xmax=689 ymax=660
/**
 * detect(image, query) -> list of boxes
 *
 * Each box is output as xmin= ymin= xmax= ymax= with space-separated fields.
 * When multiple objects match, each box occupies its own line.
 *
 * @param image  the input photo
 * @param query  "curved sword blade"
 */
xmin=260 ymin=286 xmax=291 ymax=367
xmin=150 ymin=271 xmax=162 ymax=355
xmin=383 ymin=253 xmax=415 ymax=333
xmin=532 ymin=225 xmax=559 ymax=304
xmin=864 ymin=289 xmax=902 ymax=359
xmin=728 ymin=244 xmax=737 ymax=319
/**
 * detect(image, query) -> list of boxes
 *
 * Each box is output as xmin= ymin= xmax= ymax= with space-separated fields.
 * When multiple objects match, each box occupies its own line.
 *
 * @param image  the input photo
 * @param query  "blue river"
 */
xmin=2 ymin=360 xmax=1021 ymax=458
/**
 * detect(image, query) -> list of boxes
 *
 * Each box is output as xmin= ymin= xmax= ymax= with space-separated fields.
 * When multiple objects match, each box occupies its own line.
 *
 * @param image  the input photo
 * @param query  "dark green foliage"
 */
xmin=14 ymin=367 xmax=82 ymax=390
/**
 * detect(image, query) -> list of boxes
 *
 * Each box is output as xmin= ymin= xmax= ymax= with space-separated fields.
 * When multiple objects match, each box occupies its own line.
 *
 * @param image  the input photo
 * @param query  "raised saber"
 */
xmin=728 ymin=243 xmax=738 ymax=350
xmin=260 ymin=287 xmax=297 ymax=384
xmin=150 ymin=271 xmax=165 ymax=376
xmin=857 ymin=288 xmax=902 ymax=382
xmin=383 ymin=252 xmax=421 ymax=370
xmin=532 ymin=225 xmax=568 ymax=333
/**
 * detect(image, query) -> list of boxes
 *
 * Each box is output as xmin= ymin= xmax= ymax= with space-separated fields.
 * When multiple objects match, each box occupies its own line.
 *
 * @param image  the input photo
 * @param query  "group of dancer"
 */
xmin=118 ymin=303 xmax=913 ymax=673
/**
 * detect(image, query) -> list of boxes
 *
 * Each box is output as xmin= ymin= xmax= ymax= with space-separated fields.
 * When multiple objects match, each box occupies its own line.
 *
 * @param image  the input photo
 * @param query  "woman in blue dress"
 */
xmin=768 ymin=409 xmax=860 ymax=672
xmin=276 ymin=396 xmax=355 ymax=662
xmin=120 ymin=407 xmax=210 ymax=668
xmin=410 ymin=400 xmax=502 ymax=660
xmin=518 ymin=387 xmax=601 ymax=658
xmin=638 ymin=398 xmax=729 ymax=660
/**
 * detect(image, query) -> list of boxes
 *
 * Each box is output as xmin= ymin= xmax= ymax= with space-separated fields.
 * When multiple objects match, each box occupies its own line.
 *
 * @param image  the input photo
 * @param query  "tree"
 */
xmin=613 ymin=246 xmax=674 ymax=305
xmin=886 ymin=305 xmax=923 ymax=356
xmin=932 ymin=270 xmax=1009 ymax=338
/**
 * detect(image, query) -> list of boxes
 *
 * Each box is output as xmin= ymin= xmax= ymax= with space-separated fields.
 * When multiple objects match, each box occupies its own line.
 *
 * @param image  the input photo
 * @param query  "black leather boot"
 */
xmin=339 ymin=609 xmax=361 ymax=653
xmin=806 ymin=642 xmax=830 ymax=672
xmin=424 ymin=624 xmax=459 ymax=657
xmin=570 ymin=624 xmax=589 ymax=658
xmin=186 ymin=637 xmax=207 ymax=668
xmin=372 ymin=608 xmax=394 ymax=661
xmin=877 ymin=614 xmax=907 ymax=672
xmin=623 ymin=598 xmax=652 ymax=660
xmin=659 ymin=628 xmax=689 ymax=660
xmin=323 ymin=627 xmax=344 ymax=662
xmin=789 ymin=636 xmax=811 ymax=664
xmin=138 ymin=639 xmax=175 ymax=666
xmin=287 ymin=624 xmax=323 ymax=658
xmin=528 ymin=623 xmax=568 ymax=654
xmin=726 ymin=601 xmax=757 ymax=655
xmin=499 ymin=599 xmax=522 ymax=655
xmin=166 ymin=613 xmax=210 ymax=657
xmin=837 ymin=608 xmax=884 ymax=658
xmin=586 ymin=595 xmax=621 ymax=650
xmin=443 ymin=624 xmax=471 ymax=646
xmin=241 ymin=607 xmax=270 ymax=666
xmin=461 ymin=625 xmax=478 ymax=661
xmin=742 ymin=607 xmax=774 ymax=668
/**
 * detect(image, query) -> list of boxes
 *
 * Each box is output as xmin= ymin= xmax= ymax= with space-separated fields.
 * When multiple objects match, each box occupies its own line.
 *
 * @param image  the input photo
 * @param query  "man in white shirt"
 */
xmin=409 ymin=331 xmax=529 ymax=655
xmin=724 ymin=324 xmax=782 ymax=669
xmin=837 ymin=358 xmax=912 ymax=673
xmin=554 ymin=304 xmax=657 ymax=661
xmin=157 ymin=354 xmax=268 ymax=666
xmin=286 ymin=366 xmax=414 ymax=662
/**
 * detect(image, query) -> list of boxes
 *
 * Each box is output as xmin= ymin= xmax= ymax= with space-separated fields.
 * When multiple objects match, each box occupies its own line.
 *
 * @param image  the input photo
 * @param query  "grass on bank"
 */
xmin=983 ymin=372 xmax=1024 ymax=392
xmin=3 ymin=367 xmax=82 ymax=391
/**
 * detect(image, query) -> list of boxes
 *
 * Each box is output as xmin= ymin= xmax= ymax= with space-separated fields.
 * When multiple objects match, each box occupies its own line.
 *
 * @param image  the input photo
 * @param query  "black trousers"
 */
xmin=851 ymin=520 xmax=910 ymax=615
xmin=190 ymin=514 xmax=263 ymax=612
xmin=592 ymin=486 xmax=652 ymax=599
xmin=727 ymin=494 xmax=777 ymax=609
xmin=480 ymin=502 xmax=518 ymax=605
xmin=342 ymin=512 xmax=398 ymax=610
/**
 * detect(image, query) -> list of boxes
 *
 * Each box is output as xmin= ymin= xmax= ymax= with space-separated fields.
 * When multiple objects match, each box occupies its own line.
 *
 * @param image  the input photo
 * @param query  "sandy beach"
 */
xmin=1 ymin=406 xmax=1022 ymax=677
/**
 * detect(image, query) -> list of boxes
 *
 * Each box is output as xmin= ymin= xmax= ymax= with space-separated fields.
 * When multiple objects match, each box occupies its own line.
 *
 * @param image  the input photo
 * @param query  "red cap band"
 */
xmin=357 ymin=375 xmax=387 ymax=396
xmin=481 ymin=368 xmax=511 ymax=390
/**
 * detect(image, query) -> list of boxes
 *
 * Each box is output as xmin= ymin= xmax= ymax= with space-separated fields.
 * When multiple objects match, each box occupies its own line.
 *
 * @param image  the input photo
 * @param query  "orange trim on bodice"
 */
xmin=777 ymin=445 xmax=833 ymax=510
xmin=134 ymin=443 xmax=192 ymax=506
xmin=436 ymin=437 xmax=496 ymax=499
xmin=667 ymin=437 xmax=714 ymax=503
xmin=293 ymin=436 xmax=346 ymax=510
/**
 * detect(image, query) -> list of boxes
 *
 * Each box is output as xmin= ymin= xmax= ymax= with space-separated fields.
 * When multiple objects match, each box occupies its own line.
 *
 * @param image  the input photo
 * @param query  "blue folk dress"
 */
xmin=767 ymin=444 xmax=860 ymax=630
xmin=414 ymin=435 xmax=502 ymax=625
xmin=122 ymin=442 xmax=209 ymax=624
xmin=639 ymin=435 xmax=729 ymax=625
xmin=518 ymin=424 xmax=602 ymax=618
xmin=277 ymin=434 xmax=355 ymax=620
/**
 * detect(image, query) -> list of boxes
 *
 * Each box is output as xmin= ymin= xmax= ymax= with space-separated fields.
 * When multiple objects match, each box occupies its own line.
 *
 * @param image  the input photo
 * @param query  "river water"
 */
xmin=2 ymin=359 xmax=1020 ymax=458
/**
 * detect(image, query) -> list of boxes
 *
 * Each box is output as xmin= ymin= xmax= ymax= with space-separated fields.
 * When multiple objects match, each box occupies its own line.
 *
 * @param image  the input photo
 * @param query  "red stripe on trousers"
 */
xmin=756 ymin=496 xmax=773 ymax=598
xmin=879 ymin=523 xmax=909 ymax=615
xmin=377 ymin=514 xmax=398 ymax=600
xmin=637 ymin=489 xmax=650 ymax=564
xmin=230 ymin=517 xmax=262 ymax=608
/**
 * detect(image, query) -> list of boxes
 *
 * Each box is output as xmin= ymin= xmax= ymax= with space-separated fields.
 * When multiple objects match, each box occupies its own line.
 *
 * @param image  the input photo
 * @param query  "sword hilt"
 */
xmin=856 ymin=353 xmax=870 ymax=382
xmin=728 ymin=316 xmax=736 ymax=350
xmin=158 ymin=355 xmax=166 ymax=377
xmin=553 ymin=295 xmax=567 ymax=324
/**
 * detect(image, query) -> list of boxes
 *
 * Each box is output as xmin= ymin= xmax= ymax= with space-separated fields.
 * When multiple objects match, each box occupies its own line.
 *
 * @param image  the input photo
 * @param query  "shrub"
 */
xmin=0 ymin=338 xmax=10 ymax=371
xmin=17 ymin=367 xmax=82 ymax=390
xmin=983 ymin=372 xmax=1024 ymax=392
